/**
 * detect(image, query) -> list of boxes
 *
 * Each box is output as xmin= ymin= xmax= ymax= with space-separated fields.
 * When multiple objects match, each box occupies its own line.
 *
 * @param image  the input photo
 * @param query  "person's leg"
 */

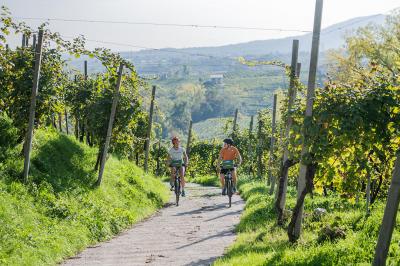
xmin=220 ymin=171 xmax=227 ymax=195
xmin=232 ymin=168 xmax=238 ymax=192
xmin=170 ymin=167 xmax=176 ymax=190
xmin=180 ymin=167 xmax=186 ymax=196
xmin=220 ymin=173 xmax=225 ymax=187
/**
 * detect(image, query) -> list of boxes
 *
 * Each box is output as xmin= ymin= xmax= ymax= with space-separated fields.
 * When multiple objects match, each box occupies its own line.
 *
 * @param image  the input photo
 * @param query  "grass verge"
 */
xmin=161 ymin=172 xmax=220 ymax=187
xmin=214 ymin=177 xmax=400 ymax=265
xmin=0 ymin=128 xmax=169 ymax=265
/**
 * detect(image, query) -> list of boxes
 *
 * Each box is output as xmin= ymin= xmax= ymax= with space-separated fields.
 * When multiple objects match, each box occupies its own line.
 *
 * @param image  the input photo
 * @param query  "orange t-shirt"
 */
xmin=219 ymin=146 xmax=240 ymax=161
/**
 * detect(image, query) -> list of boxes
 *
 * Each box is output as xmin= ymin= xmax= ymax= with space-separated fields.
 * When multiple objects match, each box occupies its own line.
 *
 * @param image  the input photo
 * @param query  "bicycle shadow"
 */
xmin=173 ymin=200 xmax=242 ymax=216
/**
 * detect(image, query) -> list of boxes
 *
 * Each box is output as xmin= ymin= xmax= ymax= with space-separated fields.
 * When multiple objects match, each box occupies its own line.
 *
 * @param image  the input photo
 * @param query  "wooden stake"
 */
xmin=366 ymin=170 xmax=371 ymax=215
xmin=84 ymin=60 xmax=88 ymax=80
xmin=289 ymin=0 xmax=323 ymax=242
xmin=373 ymin=152 xmax=400 ymax=265
xmin=186 ymin=120 xmax=193 ymax=157
xmin=248 ymin=115 xmax=254 ymax=175
xmin=257 ymin=114 xmax=263 ymax=179
xmin=296 ymin=62 xmax=302 ymax=78
xmin=65 ymin=109 xmax=69 ymax=135
xmin=96 ymin=63 xmax=124 ymax=186
xmin=232 ymin=108 xmax=239 ymax=139
xmin=144 ymin=85 xmax=156 ymax=172
xmin=23 ymin=29 xmax=44 ymax=183
xmin=58 ymin=113 xmax=62 ymax=132
xmin=156 ymin=139 xmax=161 ymax=176
xmin=32 ymin=34 xmax=37 ymax=49
xmin=276 ymin=39 xmax=299 ymax=217
xmin=22 ymin=34 xmax=26 ymax=48
xmin=269 ymin=94 xmax=278 ymax=194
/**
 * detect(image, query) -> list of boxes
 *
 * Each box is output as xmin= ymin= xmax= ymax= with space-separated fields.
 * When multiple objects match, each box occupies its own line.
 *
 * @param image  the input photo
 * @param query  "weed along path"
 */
xmin=63 ymin=183 xmax=244 ymax=266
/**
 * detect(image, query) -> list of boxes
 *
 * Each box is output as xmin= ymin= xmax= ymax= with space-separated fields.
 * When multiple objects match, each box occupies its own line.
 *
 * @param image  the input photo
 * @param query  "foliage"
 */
xmin=214 ymin=178 xmax=400 ymax=266
xmin=0 ymin=7 xmax=151 ymax=172
xmin=0 ymin=113 xmax=18 ymax=163
xmin=0 ymin=128 xmax=169 ymax=265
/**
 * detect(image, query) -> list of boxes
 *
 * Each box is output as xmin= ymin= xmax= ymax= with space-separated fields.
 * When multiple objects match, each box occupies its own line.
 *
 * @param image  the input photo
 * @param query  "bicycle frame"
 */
xmin=173 ymin=166 xmax=182 ymax=206
xmin=223 ymin=169 xmax=234 ymax=207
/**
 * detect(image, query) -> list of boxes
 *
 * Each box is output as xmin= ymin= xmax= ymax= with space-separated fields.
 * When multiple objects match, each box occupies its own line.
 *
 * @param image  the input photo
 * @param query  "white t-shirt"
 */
xmin=169 ymin=146 xmax=185 ymax=161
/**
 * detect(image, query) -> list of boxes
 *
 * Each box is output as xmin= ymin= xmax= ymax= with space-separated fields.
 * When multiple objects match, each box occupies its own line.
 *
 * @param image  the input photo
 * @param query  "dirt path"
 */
xmin=63 ymin=183 xmax=244 ymax=266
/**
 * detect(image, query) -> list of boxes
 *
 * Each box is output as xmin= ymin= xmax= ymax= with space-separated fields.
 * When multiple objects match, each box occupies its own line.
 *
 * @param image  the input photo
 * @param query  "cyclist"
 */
xmin=167 ymin=136 xmax=188 ymax=197
xmin=217 ymin=138 xmax=242 ymax=195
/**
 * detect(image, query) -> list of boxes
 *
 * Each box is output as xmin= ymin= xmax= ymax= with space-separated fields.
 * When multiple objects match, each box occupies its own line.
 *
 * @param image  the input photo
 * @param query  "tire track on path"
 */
xmin=63 ymin=183 xmax=244 ymax=266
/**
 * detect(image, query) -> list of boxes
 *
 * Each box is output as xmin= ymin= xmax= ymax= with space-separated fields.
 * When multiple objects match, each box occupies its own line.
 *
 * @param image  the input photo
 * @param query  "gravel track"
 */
xmin=63 ymin=183 xmax=244 ymax=266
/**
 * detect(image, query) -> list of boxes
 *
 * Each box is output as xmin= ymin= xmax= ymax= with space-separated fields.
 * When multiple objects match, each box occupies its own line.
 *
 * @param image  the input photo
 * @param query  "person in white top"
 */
xmin=167 ymin=136 xmax=189 ymax=196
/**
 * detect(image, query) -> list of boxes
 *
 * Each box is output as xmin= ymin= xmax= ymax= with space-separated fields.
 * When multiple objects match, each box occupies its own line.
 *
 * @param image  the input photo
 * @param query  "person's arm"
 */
xmin=166 ymin=152 xmax=171 ymax=167
xmin=237 ymin=153 xmax=243 ymax=166
xmin=216 ymin=150 xmax=223 ymax=172
xmin=183 ymin=149 xmax=188 ymax=166
xmin=236 ymin=148 xmax=242 ymax=166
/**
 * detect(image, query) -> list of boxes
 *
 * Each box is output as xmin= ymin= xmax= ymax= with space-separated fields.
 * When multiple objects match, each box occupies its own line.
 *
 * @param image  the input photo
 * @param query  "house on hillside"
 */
xmin=209 ymin=74 xmax=224 ymax=85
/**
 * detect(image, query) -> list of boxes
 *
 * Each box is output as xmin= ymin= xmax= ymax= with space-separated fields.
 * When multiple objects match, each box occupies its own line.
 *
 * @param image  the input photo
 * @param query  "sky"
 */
xmin=3 ymin=0 xmax=400 ymax=51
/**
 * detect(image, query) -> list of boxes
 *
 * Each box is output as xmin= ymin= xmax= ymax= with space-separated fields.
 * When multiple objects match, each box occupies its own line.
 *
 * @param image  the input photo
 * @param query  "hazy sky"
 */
xmin=3 ymin=0 xmax=400 ymax=51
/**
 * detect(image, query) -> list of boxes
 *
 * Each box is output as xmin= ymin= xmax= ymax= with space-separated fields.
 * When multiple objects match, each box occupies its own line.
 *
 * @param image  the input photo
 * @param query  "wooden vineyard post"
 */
xmin=186 ymin=120 xmax=193 ymax=157
xmin=32 ymin=34 xmax=37 ymax=50
xmin=65 ymin=109 xmax=69 ymax=135
xmin=23 ymin=29 xmax=44 ymax=183
xmin=269 ymin=94 xmax=278 ymax=194
xmin=96 ymin=63 xmax=124 ymax=186
xmin=84 ymin=61 xmax=91 ymax=145
xmin=73 ymin=75 xmax=79 ymax=140
xmin=84 ymin=60 xmax=88 ymax=80
xmin=158 ymin=139 xmax=163 ymax=175
xmin=232 ymin=108 xmax=239 ymax=140
xmin=373 ymin=152 xmax=400 ymax=266
xmin=288 ymin=0 xmax=323 ymax=242
xmin=366 ymin=170 xmax=371 ymax=215
xmin=22 ymin=34 xmax=26 ymax=48
xmin=248 ymin=115 xmax=254 ymax=175
xmin=296 ymin=62 xmax=302 ymax=78
xmin=256 ymin=114 xmax=263 ymax=179
xmin=275 ymin=39 xmax=299 ymax=223
xmin=58 ymin=113 xmax=62 ymax=132
xmin=144 ymin=85 xmax=156 ymax=172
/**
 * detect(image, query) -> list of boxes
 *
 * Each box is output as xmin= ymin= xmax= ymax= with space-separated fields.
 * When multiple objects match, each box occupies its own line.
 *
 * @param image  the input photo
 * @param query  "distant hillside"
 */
xmin=66 ymin=13 xmax=387 ymax=138
xmin=130 ymin=14 xmax=386 ymax=60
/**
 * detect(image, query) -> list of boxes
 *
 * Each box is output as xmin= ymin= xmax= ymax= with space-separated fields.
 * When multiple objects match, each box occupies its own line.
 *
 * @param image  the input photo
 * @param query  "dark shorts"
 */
xmin=220 ymin=168 xmax=235 ymax=175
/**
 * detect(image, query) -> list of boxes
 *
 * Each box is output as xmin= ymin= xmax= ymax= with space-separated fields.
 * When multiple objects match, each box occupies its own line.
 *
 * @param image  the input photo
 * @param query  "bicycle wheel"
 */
xmin=227 ymin=179 xmax=232 ymax=208
xmin=175 ymin=174 xmax=180 ymax=206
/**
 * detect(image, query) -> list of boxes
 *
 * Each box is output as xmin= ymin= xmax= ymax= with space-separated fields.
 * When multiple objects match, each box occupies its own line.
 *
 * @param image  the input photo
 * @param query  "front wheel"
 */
xmin=175 ymin=176 xmax=180 ymax=206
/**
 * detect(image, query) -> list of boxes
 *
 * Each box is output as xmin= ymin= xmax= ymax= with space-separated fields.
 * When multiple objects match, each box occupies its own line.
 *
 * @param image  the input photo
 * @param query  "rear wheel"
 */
xmin=227 ymin=179 xmax=232 ymax=208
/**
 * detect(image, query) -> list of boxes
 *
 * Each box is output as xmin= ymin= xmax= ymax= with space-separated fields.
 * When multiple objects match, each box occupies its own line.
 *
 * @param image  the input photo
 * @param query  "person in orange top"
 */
xmin=217 ymin=138 xmax=242 ymax=195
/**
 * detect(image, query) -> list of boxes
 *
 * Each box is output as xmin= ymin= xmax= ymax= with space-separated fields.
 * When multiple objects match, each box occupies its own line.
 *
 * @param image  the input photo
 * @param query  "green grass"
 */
xmin=189 ymin=174 xmax=220 ymax=187
xmin=161 ymin=173 xmax=220 ymax=187
xmin=214 ymin=177 xmax=400 ymax=266
xmin=0 ymin=128 xmax=169 ymax=265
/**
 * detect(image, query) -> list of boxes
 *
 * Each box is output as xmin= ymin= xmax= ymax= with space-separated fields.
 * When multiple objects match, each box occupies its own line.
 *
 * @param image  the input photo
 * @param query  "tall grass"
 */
xmin=214 ymin=177 xmax=400 ymax=266
xmin=0 ymin=128 xmax=169 ymax=265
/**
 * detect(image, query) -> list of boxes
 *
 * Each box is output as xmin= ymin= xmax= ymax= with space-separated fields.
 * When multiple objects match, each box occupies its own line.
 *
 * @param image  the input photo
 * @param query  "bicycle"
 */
xmin=221 ymin=162 xmax=237 ymax=208
xmin=171 ymin=161 xmax=185 ymax=206
xmin=174 ymin=166 xmax=181 ymax=206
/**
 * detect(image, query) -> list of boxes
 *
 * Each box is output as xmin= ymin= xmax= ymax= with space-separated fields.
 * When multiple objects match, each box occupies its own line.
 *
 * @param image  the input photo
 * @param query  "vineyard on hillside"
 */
xmin=1 ymin=2 xmax=400 ymax=265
